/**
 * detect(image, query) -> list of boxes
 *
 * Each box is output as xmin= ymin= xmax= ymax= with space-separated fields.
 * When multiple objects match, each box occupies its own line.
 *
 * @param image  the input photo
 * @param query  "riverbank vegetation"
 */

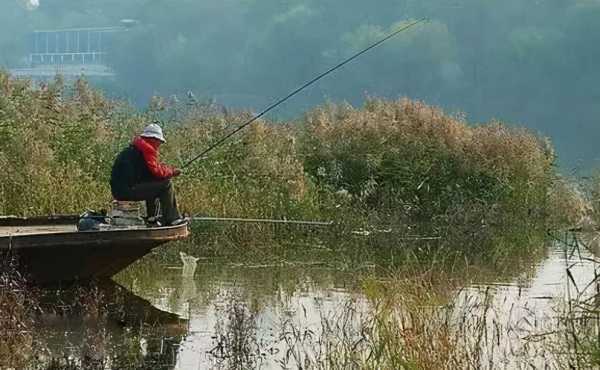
xmin=0 ymin=73 xmax=585 ymax=252
xmin=0 ymin=73 xmax=595 ymax=368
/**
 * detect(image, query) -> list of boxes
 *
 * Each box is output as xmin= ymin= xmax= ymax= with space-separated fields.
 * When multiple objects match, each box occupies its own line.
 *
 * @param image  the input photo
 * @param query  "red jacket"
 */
xmin=132 ymin=136 xmax=176 ymax=179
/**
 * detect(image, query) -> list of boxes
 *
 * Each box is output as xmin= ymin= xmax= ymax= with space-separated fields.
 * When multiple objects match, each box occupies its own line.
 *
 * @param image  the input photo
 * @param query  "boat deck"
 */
xmin=0 ymin=215 xmax=190 ymax=283
xmin=0 ymin=225 xmax=78 ymax=236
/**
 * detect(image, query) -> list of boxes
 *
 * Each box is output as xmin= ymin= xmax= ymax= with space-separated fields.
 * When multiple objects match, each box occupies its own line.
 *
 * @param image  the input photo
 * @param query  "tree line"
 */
xmin=0 ymin=0 xmax=598 ymax=167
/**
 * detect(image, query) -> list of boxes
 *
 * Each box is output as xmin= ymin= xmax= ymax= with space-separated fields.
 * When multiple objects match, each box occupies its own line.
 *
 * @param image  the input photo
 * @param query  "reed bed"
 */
xmin=0 ymin=73 xmax=580 ymax=232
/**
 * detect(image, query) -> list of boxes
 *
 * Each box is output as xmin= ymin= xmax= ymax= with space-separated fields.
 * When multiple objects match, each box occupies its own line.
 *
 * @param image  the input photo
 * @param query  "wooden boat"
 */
xmin=0 ymin=215 xmax=190 ymax=284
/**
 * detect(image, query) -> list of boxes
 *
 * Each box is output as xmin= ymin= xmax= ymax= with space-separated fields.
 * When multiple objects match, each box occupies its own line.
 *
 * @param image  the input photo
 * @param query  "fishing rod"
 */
xmin=192 ymin=216 xmax=333 ymax=227
xmin=191 ymin=217 xmax=441 ymax=239
xmin=182 ymin=18 xmax=427 ymax=169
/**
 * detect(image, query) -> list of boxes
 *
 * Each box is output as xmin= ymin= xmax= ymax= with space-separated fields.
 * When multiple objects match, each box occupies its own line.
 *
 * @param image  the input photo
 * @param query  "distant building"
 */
xmin=10 ymin=21 xmax=136 ymax=81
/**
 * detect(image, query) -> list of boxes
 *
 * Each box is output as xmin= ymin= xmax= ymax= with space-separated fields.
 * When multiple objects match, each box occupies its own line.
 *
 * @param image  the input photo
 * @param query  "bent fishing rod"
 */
xmin=182 ymin=18 xmax=427 ymax=169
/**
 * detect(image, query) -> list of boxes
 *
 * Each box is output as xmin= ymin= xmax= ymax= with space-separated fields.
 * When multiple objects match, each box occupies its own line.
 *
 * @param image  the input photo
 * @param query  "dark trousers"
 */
xmin=116 ymin=180 xmax=181 ymax=224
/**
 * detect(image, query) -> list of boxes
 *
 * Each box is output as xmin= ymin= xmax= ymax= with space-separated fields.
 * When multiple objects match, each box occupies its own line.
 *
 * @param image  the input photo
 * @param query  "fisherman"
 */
xmin=110 ymin=123 xmax=185 ymax=226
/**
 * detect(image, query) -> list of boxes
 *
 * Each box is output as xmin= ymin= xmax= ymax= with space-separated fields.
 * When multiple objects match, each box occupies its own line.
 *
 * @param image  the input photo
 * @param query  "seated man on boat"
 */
xmin=110 ymin=123 xmax=186 ymax=226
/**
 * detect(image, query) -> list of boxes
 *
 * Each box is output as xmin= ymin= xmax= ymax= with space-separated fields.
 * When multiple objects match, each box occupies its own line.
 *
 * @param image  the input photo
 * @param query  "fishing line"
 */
xmin=182 ymin=18 xmax=427 ymax=169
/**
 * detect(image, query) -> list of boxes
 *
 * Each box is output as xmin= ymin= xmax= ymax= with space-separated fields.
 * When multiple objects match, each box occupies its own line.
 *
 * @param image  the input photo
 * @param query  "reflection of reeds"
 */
xmin=1 ymin=278 xmax=186 ymax=369
xmin=271 ymin=281 xmax=492 ymax=369
xmin=195 ymin=244 xmax=600 ymax=369
xmin=0 ymin=253 xmax=38 ymax=369
xmin=545 ymin=232 xmax=600 ymax=368
xmin=210 ymin=293 xmax=260 ymax=370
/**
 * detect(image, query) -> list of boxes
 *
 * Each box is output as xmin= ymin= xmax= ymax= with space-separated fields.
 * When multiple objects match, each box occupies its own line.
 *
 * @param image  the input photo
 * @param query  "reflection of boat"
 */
xmin=0 ymin=215 xmax=190 ymax=284
xmin=39 ymin=279 xmax=188 ymax=334
xmin=36 ymin=279 xmax=187 ymax=369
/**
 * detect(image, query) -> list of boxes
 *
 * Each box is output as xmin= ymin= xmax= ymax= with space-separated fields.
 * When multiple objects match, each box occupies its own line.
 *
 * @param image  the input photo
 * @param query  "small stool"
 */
xmin=110 ymin=200 xmax=145 ymax=227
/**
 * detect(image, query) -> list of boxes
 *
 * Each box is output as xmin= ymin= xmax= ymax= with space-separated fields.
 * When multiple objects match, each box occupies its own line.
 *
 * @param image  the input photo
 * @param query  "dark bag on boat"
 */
xmin=77 ymin=210 xmax=110 ymax=231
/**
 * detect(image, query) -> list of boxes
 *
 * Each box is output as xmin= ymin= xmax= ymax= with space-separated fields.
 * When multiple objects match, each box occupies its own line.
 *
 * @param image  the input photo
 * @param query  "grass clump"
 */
xmin=586 ymin=173 xmax=600 ymax=228
xmin=0 ymin=74 xmax=121 ymax=214
xmin=301 ymin=99 xmax=559 ymax=237
xmin=0 ymin=72 xmax=580 ymax=256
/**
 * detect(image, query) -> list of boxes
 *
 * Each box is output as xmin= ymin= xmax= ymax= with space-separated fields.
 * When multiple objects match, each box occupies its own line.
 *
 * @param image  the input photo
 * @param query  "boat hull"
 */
xmin=0 ymin=216 xmax=190 ymax=284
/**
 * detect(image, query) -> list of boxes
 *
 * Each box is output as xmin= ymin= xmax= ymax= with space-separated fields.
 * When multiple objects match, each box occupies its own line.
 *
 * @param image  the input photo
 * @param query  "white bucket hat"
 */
xmin=141 ymin=123 xmax=166 ymax=143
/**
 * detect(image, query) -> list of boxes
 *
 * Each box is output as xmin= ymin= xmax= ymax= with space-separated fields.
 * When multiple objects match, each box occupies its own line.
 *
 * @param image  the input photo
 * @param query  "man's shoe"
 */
xmin=146 ymin=216 xmax=162 ymax=227
xmin=168 ymin=218 xmax=188 ymax=226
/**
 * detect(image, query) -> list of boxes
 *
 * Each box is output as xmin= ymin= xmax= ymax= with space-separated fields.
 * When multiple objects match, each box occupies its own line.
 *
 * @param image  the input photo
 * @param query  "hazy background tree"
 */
xmin=1 ymin=0 xmax=598 ymax=168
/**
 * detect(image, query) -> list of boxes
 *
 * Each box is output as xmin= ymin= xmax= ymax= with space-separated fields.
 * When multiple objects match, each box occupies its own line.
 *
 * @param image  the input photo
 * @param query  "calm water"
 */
xmin=33 ymin=234 xmax=600 ymax=369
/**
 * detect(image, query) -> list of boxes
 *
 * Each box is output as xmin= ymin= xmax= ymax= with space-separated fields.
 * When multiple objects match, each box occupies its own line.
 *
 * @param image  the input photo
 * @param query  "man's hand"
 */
xmin=173 ymin=168 xmax=182 ymax=177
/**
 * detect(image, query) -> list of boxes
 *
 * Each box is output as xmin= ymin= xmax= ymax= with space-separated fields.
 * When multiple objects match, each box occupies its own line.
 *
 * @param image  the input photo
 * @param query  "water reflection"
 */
xmin=113 ymin=238 xmax=599 ymax=368
xmin=457 ymin=236 xmax=600 ymax=368
xmin=29 ymin=234 xmax=600 ymax=369
xmin=34 ymin=280 xmax=187 ymax=369
xmin=116 ymin=258 xmax=367 ymax=369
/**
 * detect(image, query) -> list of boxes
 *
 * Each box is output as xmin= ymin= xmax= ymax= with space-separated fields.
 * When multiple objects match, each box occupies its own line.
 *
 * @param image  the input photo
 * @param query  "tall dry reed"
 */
xmin=0 ymin=72 xmax=579 ymax=254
